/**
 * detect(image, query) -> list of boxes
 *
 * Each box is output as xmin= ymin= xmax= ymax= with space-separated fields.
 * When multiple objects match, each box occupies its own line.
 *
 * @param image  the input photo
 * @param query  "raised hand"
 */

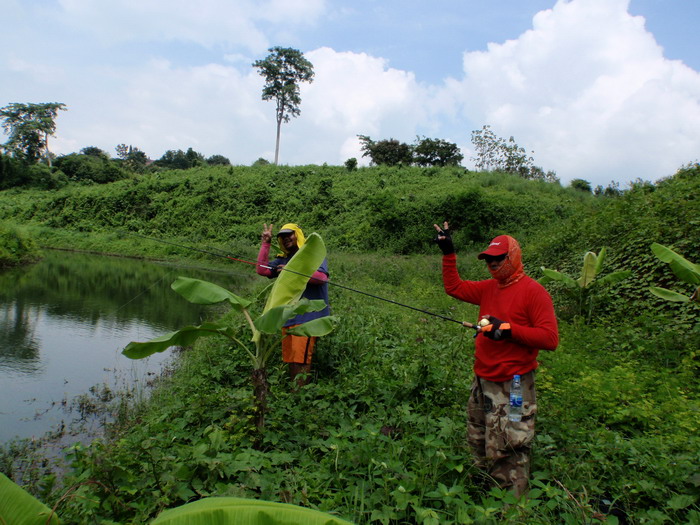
xmin=433 ymin=221 xmax=455 ymax=255
xmin=261 ymin=223 xmax=274 ymax=243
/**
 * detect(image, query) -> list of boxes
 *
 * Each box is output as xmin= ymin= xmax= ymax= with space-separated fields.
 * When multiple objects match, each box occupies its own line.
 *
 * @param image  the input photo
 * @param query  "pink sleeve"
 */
xmin=308 ymin=270 xmax=328 ymax=286
xmin=256 ymin=242 xmax=274 ymax=277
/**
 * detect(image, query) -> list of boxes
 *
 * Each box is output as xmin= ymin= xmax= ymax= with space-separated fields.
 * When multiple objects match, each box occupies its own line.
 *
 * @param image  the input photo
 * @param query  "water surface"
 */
xmin=0 ymin=250 xmax=255 ymax=443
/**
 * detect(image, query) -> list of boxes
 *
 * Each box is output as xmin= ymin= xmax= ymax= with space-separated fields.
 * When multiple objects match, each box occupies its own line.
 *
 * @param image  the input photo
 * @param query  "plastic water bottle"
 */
xmin=508 ymin=374 xmax=523 ymax=422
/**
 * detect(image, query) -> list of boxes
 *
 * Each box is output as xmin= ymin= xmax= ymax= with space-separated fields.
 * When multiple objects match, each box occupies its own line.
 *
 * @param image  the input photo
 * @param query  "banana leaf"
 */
xmin=123 ymin=322 xmax=235 ymax=359
xmin=594 ymin=270 xmax=631 ymax=286
xmin=150 ymin=496 xmax=353 ymax=525
xmin=263 ymin=233 xmax=326 ymax=314
xmin=286 ymin=316 xmax=338 ymax=337
xmin=171 ymin=276 xmax=252 ymax=311
xmin=594 ymin=246 xmax=607 ymax=275
xmin=577 ymin=251 xmax=598 ymax=288
xmin=0 ymin=472 xmax=60 ymax=525
xmin=254 ymin=299 xmax=327 ymax=334
xmin=540 ymin=268 xmax=578 ymax=288
xmin=650 ymin=286 xmax=690 ymax=303
xmin=651 ymin=243 xmax=700 ymax=284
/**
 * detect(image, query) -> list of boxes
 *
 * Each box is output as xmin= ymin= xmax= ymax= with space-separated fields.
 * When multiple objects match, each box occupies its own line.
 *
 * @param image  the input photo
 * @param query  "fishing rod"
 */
xmin=121 ymin=231 xmax=478 ymax=330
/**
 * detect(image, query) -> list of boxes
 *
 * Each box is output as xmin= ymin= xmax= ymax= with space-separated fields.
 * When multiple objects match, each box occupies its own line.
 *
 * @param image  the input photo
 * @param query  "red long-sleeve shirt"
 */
xmin=442 ymin=253 xmax=558 ymax=382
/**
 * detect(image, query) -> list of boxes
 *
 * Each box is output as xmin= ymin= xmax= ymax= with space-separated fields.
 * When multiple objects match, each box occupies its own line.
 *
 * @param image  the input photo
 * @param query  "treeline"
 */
xmin=0 ymin=145 xmax=233 ymax=190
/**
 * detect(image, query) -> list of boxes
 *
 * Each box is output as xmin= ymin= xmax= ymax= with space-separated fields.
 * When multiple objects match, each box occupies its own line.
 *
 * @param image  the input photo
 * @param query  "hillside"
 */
xmin=1 ymin=163 xmax=698 ymax=523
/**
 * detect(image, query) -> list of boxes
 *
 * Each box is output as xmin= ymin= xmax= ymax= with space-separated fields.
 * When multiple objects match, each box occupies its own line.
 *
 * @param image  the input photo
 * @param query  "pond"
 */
xmin=0 ymin=250 xmax=256 ymax=445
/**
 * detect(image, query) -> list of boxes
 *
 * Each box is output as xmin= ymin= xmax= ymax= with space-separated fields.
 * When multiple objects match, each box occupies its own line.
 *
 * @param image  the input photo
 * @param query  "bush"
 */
xmin=53 ymin=154 xmax=127 ymax=184
xmin=0 ymin=222 xmax=41 ymax=267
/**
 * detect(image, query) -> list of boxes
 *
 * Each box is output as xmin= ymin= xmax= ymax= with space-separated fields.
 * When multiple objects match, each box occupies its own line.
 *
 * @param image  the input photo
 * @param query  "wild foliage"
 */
xmin=0 ymin=164 xmax=590 ymax=256
xmin=0 ymin=222 xmax=41 ymax=268
xmin=1 ymin=162 xmax=698 ymax=523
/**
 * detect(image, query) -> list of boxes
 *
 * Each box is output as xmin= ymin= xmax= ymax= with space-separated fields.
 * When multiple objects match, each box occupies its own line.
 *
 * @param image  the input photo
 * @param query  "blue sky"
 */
xmin=1 ymin=0 xmax=699 ymax=187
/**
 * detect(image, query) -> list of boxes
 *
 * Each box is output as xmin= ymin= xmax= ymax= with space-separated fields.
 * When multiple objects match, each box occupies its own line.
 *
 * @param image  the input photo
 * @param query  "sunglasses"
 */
xmin=483 ymin=253 xmax=507 ymax=263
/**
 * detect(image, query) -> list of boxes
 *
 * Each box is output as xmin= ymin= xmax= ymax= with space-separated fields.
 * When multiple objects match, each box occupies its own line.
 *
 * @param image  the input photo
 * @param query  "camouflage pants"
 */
xmin=467 ymin=371 xmax=536 ymax=496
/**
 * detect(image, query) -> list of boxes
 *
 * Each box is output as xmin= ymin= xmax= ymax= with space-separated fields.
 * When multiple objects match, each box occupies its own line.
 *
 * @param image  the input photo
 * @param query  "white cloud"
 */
xmin=287 ymin=47 xmax=428 ymax=164
xmin=49 ymin=47 xmax=428 ymax=166
xmin=447 ymin=0 xmax=700 ymax=186
xmin=52 ymin=0 xmax=324 ymax=51
xmin=3 ymin=0 xmax=698 ymax=185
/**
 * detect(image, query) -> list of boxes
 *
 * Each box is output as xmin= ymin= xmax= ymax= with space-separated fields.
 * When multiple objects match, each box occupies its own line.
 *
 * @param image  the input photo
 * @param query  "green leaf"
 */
xmin=578 ymin=251 xmax=598 ymax=288
xmin=540 ymin=268 xmax=578 ymax=288
xmin=286 ymin=316 xmax=339 ymax=337
xmin=0 ymin=472 xmax=60 ymax=524
xmin=594 ymin=246 xmax=607 ymax=274
xmin=123 ymin=322 xmax=235 ymax=359
xmin=595 ymin=270 xmax=631 ymax=286
xmin=669 ymin=259 xmax=700 ymax=286
xmin=254 ymin=299 xmax=327 ymax=334
xmin=263 ymin=233 xmax=326 ymax=313
xmin=666 ymin=494 xmax=695 ymax=510
xmin=151 ymin=496 xmax=353 ymax=525
xmin=171 ymin=276 xmax=252 ymax=311
xmin=651 ymin=243 xmax=700 ymax=283
xmin=649 ymin=286 xmax=690 ymax=303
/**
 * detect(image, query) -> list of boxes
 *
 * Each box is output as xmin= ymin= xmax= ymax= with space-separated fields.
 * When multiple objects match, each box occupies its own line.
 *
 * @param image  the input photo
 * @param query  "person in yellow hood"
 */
xmin=256 ymin=223 xmax=330 ymax=387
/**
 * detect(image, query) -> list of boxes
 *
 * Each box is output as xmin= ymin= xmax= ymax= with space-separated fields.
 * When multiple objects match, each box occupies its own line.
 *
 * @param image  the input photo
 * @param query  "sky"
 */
xmin=1 ymin=0 xmax=699 ymax=188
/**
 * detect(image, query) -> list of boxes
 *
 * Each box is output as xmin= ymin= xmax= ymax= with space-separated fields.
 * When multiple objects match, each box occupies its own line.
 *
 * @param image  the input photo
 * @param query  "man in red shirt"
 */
xmin=434 ymin=222 xmax=558 ymax=497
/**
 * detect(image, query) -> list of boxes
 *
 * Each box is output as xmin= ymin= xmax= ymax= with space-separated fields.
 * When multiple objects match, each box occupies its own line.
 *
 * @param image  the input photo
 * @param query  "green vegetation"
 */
xmin=0 ymin=162 xmax=698 ymax=524
xmin=0 ymin=222 xmax=41 ymax=267
xmin=539 ymin=247 xmax=632 ymax=322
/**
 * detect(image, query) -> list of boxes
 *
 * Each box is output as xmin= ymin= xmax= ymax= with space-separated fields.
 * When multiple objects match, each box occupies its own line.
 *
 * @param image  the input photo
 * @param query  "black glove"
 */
xmin=480 ymin=316 xmax=512 ymax=341
xmin=435 ymin=226 xmax=455 ymax=255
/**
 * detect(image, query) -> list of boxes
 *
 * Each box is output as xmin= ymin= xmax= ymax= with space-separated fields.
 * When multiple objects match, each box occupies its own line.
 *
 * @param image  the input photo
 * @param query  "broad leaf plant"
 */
xmin=123 ymin=233 xmax=337 ymax=432
xmin=539 ymin=247 xmax=631 ymax=323
xmin=649 ymin=242 xmax=700 ymax=303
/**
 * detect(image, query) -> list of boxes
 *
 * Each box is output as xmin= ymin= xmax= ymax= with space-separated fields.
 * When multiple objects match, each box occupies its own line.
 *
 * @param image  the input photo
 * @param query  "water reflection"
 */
xmin=0 ymin=250 xmax=256 ymax=443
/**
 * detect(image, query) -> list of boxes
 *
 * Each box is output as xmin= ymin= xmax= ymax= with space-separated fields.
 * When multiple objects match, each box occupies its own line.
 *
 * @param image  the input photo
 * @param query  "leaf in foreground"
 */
xmin=151 ymin=496 xmax=353 ymax=525
xmin=123 ymin=322 xmax=235 ymax=359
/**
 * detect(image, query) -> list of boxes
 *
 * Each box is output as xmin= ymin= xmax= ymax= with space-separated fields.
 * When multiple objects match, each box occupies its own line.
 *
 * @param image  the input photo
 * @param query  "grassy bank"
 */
xmin=0 ymin=222 xmax=42 ymax=267
xmin=1 ymin=164 xmax=698 ymax=523
xmin=39 ymin=249 xmax=699 ymax=524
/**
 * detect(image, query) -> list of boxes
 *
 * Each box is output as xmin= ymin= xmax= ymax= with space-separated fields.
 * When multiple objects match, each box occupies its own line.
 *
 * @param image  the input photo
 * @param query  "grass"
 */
xmin=11 ymin=250 xmax=693 ymax=524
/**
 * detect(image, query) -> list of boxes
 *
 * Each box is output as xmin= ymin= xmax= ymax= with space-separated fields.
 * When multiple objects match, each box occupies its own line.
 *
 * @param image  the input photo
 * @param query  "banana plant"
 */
xmin=150 ymin=496 xmax=352 ymax=524
xmin=0 ymin=472 xmax=60 ymax=524
xmin=649 ymin=242 xmax=700 ymax=303
xmin=123 ymin=233 xmax=337 ymax=432
xmin=539 ymin=247 xmax=631 ymax=322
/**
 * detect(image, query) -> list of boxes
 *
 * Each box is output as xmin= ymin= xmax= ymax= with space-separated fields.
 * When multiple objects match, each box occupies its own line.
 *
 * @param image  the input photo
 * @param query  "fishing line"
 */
xmin=119 ymin=231 xmax=474 ymax=327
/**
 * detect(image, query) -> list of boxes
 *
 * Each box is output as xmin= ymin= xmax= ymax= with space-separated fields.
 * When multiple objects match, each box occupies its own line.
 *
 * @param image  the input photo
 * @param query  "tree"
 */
xmin=115 ymin=143 xmax=149 ymax=172
xmin=470 ymin=125 xmax=545 ymax=179
xmin=471 ymin=125 xmax=502 ymax=171
xmin=570 ymin=178 xmax=592 ymax=192
xmin=155 ymin=148 xmax=206 ymax=170
xmin=413 ymin=136 xmax=463 ymax=167
xmin=358 ymin=135 xmax=413 ymax=166
xmin=80 ymin=146 xmax=110 ymax=159
xmin=0 ymin=102 xmax=66 ymax=166
xmin=253 ymin=47 xmax=314 ymax=165
xmin=252 ymin=157 xmax=270 ymax=167
xmin=54 ymin=153 xmax=126 ymax=184
xmin=206 ymin=154 xmax=231 ymax=166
